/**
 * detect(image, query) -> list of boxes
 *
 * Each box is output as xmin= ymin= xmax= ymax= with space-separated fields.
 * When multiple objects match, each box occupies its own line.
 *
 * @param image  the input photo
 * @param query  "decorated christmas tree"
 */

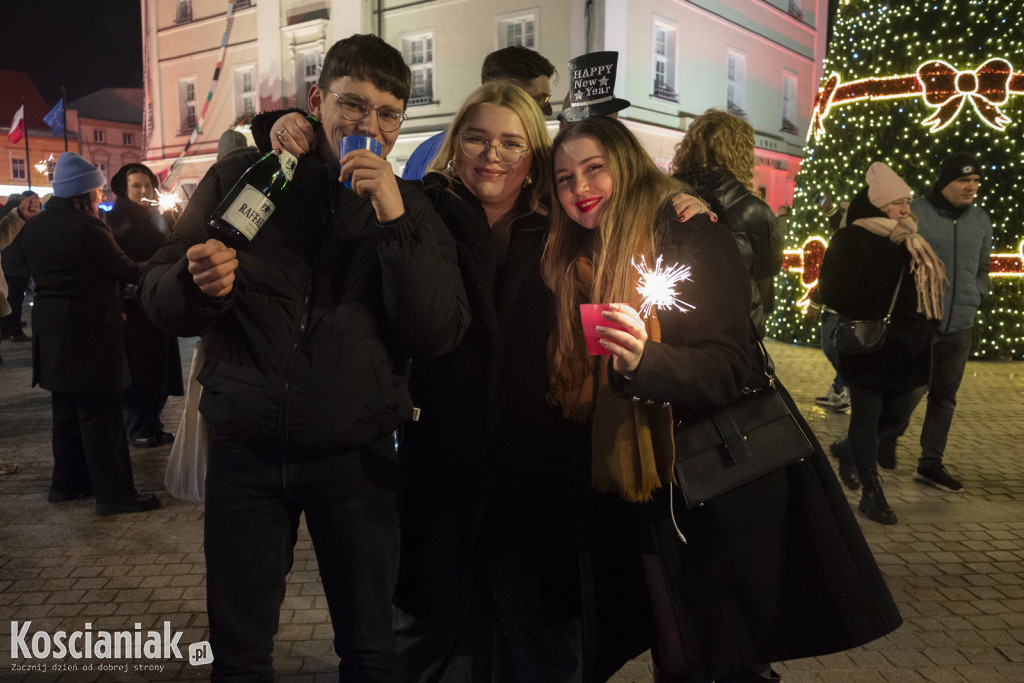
xmin=768 ymin=0 xmax=1024 ymax=359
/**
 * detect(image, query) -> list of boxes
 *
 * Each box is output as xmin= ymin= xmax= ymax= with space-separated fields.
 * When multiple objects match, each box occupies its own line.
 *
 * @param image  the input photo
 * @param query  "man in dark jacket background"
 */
xmin=139 ymin=34 xmax=469 ymax=682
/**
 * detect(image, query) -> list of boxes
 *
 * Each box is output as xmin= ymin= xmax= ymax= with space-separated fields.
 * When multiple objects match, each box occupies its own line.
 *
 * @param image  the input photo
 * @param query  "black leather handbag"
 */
xmin=835 ymin=270 xmax=904 ymax=356
xmin=672 ymin=335 xmax=814 ymax=509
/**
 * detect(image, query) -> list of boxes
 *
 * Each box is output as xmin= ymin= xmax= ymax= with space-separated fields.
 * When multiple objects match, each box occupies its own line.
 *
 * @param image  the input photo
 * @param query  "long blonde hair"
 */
xmin=427 ymin=81 xmax=551 ymax=215
xmin=670 ymin=108 xmax=756 ymax=192
xmin=543 ymin=117 xmax=686 ymax=374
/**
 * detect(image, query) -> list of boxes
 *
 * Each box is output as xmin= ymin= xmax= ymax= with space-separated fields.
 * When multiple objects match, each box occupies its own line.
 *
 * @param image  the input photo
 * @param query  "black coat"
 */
xmin=107 ymin=197 xmax=184 ymax=397
xmin=596 ymin=207 xmax=901 ymax=682
xmin=675 ymin=168 xmax=783 ymax=330
xmin=395 ymin=176 xmax=588 ymax=632
xmin=818 ymin=188 xmax=936 ymax=392
xmin=138 ymin=150 xmax=470 ymax=457
xmin=21 ymin=197 xmax=141 ymax=392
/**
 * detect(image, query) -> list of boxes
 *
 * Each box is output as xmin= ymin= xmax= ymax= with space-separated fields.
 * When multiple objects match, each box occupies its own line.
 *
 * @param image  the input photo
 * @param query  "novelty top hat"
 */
xmin=558 ymin=51 xmax=631 ymax=122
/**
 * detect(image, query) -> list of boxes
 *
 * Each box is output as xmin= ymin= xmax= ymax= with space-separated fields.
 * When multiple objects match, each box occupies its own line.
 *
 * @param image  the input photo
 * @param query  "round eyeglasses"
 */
xmin=457 ymin=134 xmax=531 ymax=166
xmin=325 ymin=89 xmax=408 ymax=132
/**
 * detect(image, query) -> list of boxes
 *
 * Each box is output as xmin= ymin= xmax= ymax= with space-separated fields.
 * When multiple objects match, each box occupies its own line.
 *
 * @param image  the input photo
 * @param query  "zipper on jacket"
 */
xmin=277 ymin=256 xmax=319 ymax=456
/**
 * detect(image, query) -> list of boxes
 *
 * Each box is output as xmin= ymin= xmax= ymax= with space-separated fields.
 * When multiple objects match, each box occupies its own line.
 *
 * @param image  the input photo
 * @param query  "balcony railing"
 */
xmin=653 ymin=81 xmax=679 ymax=103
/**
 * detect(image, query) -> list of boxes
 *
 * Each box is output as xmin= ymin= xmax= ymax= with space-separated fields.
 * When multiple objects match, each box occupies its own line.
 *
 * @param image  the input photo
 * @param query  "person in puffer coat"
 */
xmin=138 ymin=34 xmax=469 ymax=683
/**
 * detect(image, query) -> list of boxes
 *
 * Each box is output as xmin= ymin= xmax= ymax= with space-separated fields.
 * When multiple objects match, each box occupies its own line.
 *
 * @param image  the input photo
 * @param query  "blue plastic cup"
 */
xmin=340 ymin=135 xmax=383 ymax=188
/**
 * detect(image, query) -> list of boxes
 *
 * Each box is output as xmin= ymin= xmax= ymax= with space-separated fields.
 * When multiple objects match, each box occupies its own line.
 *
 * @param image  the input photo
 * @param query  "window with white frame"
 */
xmin=236 ymin=67 xmax=257 ymax=118
xmin=93 ymin=128 xmax=105 ymax=143
xmin=123 ymin=132 xmax=134 ymax=146
xmin=652 ymin=19 xmax=678 ymax=102
xmin=11 ymin=155 xmax=26 ymax=180
xmin=782 ymin=72 xmax=798 ymax=134
xmin=178 ymin=78 xmax=197 ymax=133
xmin=788 ymin=0 xmax=804 ymax=21
xmin=402 ymin=32 xmax=435 ymax=106
xmin=497 ymin=11 xmax=537 ymax=49
xmin=175 ymin=0 xmax=193 ymax=24
xmin=727 ymin=51 xmax=747 ymax=117
xmin=297 ymin=52 xmax=321 ymax=104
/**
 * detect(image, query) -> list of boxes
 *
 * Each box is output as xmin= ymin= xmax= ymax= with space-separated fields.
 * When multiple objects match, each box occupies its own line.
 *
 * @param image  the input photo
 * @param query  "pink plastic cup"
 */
xmin=579 ymin=303 xmax=629 ymax=355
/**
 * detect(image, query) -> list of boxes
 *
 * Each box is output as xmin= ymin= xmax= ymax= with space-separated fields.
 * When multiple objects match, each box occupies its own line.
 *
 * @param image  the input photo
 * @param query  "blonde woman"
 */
xmin=671 ymin=109 xmax=782 ymax=332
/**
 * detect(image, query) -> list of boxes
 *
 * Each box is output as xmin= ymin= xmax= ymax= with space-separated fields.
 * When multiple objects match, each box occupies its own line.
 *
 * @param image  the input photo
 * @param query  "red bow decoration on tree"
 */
xmin=916 ymin=58 xmax=1013 ymax=132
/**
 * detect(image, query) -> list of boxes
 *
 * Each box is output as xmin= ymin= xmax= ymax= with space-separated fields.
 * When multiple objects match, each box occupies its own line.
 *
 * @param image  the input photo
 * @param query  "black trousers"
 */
xmin=50 ymin=390 xmax=137 ymax=503
xmin=204 ymin=434 xmax=401 ymax=682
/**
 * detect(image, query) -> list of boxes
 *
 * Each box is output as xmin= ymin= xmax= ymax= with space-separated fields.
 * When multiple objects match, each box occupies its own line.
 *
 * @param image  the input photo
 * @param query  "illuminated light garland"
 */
xmin=781 ymin=239 xmax=1024 ymax=288
xmin=809 ymin=58 xmax=1024 ymax=140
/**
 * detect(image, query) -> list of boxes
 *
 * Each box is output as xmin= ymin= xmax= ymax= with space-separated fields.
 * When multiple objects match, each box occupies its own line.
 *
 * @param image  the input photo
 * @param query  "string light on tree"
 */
xmin=769 ymin=0 xmax=1024 ymax=360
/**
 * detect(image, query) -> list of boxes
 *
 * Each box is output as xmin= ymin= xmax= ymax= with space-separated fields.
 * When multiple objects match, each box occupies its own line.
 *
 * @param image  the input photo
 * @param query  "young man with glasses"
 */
xmin=402 ymin=44 xmax=556 ymax=181
xmin=139 ymin=33 xmax=469 ymax=682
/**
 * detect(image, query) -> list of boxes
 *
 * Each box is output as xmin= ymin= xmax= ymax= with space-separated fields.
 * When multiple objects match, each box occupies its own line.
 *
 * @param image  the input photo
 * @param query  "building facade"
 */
xmin=70 ymin=88 xmax=147 ymax=192
xmin=142 ymin=0 xmax=828 ymax=209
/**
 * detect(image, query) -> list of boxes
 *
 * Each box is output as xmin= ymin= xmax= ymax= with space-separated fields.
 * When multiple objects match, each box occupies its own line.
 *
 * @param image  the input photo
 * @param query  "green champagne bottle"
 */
xmin=207 ymin=150 xmax=298 ymax=249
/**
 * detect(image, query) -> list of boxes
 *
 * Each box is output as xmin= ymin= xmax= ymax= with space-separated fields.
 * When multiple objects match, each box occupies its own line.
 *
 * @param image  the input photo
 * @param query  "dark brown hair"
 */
xmin=318 ymin=34 xmax=411 ymax=105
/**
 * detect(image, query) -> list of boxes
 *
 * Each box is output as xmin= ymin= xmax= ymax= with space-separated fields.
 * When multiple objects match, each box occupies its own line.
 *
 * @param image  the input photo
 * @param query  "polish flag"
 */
xmin=7 ymin=105 xmax=25 ymax=144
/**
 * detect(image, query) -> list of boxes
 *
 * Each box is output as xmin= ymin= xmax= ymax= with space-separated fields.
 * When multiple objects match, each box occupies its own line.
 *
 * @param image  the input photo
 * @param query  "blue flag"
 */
xmin=43 ymin=98 xmax=64 ymax=137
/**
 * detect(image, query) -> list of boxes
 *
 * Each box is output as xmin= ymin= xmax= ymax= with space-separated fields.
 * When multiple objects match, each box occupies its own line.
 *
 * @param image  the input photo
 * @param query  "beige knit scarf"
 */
xmin=853 ymin=213 xmax=949 ymax=320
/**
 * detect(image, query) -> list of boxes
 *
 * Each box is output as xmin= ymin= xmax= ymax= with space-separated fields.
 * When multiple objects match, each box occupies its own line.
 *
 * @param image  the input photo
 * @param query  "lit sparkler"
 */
xmin=632 ymin=255 xmax=695 ymax=318
xmin=144 ymin=190 xmax=184 ymax=213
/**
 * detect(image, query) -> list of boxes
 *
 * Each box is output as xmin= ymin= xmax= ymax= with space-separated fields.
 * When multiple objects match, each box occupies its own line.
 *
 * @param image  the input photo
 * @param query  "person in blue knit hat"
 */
xmin=20 ymin=152 xmax=161 ymax=516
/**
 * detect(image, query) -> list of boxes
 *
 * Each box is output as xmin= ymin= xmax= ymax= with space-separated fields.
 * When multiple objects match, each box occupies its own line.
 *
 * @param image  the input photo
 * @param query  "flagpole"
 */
xmin=22 ymin=97 xmax=31 ymax=191
xmin=61 ymin=85 xmax=68 ymax=151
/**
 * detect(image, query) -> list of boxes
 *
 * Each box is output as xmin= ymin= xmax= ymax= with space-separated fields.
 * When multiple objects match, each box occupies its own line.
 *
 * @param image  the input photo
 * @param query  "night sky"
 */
xmin=0 ymin=0 xmax=142 ymax=104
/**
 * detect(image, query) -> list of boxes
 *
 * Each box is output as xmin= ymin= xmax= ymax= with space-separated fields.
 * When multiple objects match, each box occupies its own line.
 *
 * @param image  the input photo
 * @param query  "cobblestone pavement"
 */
xmin=1 ymin=334 xmax=1022 ymax=682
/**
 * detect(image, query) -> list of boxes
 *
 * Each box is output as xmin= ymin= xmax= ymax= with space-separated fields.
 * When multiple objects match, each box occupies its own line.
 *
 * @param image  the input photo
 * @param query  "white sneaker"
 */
xmin=835 ymin=387 xmax=851 ymax=413
xmin=814 ymin=386 xmax=851 ymax=413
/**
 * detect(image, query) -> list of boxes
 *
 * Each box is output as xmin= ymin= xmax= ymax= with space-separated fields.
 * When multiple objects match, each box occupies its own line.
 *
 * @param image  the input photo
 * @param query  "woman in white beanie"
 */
xmin=20 ymin=153 xmax=161 ymax=516
xmin=818 ymin=162 xmax=946 ymax=524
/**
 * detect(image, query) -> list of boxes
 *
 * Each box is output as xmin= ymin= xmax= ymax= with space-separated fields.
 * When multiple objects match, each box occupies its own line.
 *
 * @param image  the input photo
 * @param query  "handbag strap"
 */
xmin=882 ymin=268 xmax=905 ymax=323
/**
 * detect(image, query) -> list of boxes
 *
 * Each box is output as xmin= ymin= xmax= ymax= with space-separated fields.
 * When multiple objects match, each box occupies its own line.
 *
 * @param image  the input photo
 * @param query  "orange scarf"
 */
xmin=549 ymin=256 xmax=676 ymax=502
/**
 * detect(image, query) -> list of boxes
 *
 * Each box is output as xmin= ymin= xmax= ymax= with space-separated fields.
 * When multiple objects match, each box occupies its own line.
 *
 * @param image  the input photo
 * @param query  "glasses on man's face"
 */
xmin=457 ymin=134 xmax=531 ymax=166
xmin=533 ymin=94 xmax=551 ymax=108
xmin=325 ymin=89 xmax=407 ymax=132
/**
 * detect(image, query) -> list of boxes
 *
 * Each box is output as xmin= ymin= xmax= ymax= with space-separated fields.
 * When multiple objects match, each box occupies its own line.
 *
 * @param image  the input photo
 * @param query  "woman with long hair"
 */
xmin=545 ymin=117 xmax=901 ymax=682
xmin=20 ymin=153 xmax=161 ymax=516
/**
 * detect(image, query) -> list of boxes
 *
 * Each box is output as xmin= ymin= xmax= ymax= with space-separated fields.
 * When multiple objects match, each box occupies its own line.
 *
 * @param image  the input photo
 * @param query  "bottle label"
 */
xmin=222 ymin=185 xmax=276 ymax=240
xmin=280 ymin=150 xmax=298 ymax=181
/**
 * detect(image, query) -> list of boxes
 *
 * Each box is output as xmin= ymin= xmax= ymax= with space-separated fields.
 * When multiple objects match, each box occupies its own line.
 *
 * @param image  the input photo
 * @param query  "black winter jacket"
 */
xmin=818 ymin=187 xmax=937 ymax=391
xmin=395 ymin=175 xmax=586 ymax=630
xmin=139 ymin=150 xmax=470 ymax=457
xmin=676 ymin=167 xmax=783 ymax=331
xmin=22 ymin=197 xmax=141 ymax=392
